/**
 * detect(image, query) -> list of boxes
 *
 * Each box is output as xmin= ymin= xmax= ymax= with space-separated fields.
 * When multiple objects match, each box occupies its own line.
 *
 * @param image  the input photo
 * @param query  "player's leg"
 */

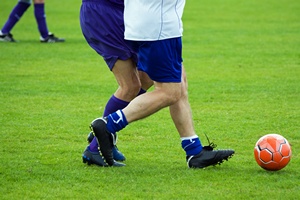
xmin=169 ymin=66 xmax=234 ymax=168
xmin=108 ymin=66 xmax=153 ymax=160
xmin=123 ymin=81 xmax=181 ymax=122
xmin=169 ymin=66 xmax=195 ymax=138
xmin=88 ymin=62 xmax=153 ymax=162
xmin=112 ymin=59 xmax=143 ymax=101
xmin=80 ymin=0 xmax=129 ymax=166
xmin=0 ymin=0 xmax=31 ymax=42
xmin=87 ymin=58 xmax=145 ymax=162
xmin=33 ymin=0 xmax=48 ymax=39
xmin=88 ymin=63 xmax=153 ymax=166
xmin=33 ymin=0 xmax=64 ymax=42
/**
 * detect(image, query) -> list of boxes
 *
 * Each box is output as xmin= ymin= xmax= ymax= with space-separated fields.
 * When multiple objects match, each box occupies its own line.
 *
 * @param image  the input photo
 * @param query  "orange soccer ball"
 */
xmin=254 ymin=134 xmax=292 ymax=171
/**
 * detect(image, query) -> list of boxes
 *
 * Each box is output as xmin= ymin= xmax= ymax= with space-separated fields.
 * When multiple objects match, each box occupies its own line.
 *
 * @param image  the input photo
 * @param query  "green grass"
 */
xmin=0 ymin=0 xmax=299 ymax=199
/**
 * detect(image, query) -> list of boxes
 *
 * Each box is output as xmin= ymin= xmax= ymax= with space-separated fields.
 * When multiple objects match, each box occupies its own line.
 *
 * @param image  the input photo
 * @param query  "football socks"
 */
xmin=89 ymin=95 xmax=129 ymax=152
xmin=34 ymin=3 xmax=49 ymax=39
xmin=103 ymin=95 xmax=129 ymax=117
xmin=181 ymin=135 xmax=202 ymax=156
xmin=106 ymin=110 xmax=128 ymax=134
xmin=1 ymin=1 xmax=30 ymax=34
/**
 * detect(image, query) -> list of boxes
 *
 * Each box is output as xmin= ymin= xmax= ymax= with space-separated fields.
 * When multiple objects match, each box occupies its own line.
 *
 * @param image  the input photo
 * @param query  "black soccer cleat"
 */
xmin=82 ymin=147 xmax=125 ymax=167
xmin=40 ymin=33 xmax=65 ymax=43
xmin=82 ymin=147 xmax=108 ymax=167
xmin=86 ymin=131 xmax=126 ymax=162
xmin=112 ymin=145 xmax=126 ymax=162
xmin=187 ymin=134 xmax=234 ymax=168
xmin=87 ymin=131 xmax=94 ymax=143
xmin=111 ymin=161 xmax=126 ymax=167
xmin=187 ymin=148 xmax=234 ymax=168
xmin=0 ymin=32 xmax=16 ymax=42
xmin=90 ymin=118 xmax=122 ymax=166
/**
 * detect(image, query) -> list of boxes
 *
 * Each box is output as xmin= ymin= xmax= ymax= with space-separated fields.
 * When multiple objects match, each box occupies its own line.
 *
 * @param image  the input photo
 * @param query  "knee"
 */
xmin=128 ymin=82 xmax=142 ymax=98
xmin=119 ymin=81 xmax=142 ymax=100
xmin=171 ymin=87 xmax=182 ymax=103
xmin=180 ymin=72 xmax=188 ymax=99
xmin=162 ymin=84 xmax=182 ymax=105
xmin=165 ymin=78 xmax=188 ymax=105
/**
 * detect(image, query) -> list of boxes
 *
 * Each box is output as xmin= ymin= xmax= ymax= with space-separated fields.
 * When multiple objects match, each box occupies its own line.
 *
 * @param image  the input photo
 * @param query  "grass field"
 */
xmin=0 ymin=0 xmax=299 ymax=199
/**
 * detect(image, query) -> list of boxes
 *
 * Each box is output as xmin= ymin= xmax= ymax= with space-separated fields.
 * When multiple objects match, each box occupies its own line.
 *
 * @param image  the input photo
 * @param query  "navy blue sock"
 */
xmin=1 ymin=2 xmax=30 ymax=33
xmin=181 ymin=136 xmax=202 ymax=156
xmin=34 ymin=3 xmax=49 ymax=39
xmin=106 ymin=110 xmax=128 ymax=134
xmin=103 ymin=95 xmax=129 ymax=117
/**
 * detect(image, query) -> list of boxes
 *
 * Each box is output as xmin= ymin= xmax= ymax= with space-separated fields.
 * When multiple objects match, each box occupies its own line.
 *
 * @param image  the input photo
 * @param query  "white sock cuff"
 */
xmin=180 ymin=135 xmax=198 ymax=141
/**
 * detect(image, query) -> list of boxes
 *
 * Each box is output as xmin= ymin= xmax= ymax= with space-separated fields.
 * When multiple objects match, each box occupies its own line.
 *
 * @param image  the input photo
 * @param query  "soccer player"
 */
xmin=0 ymin=0 xmax=64 ymax=43
xmin=90 ymin=0 xmax=235 ymax=168
xmin=80 ymin=0 xmax=153 ymax=166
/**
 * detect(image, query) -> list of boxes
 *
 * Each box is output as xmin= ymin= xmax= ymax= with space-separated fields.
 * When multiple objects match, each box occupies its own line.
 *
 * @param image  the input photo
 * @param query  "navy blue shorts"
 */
xmin=80 ymin=0 xmax=137 ymax=70
xmin=131 ymin=37 xmax=183 ymax=83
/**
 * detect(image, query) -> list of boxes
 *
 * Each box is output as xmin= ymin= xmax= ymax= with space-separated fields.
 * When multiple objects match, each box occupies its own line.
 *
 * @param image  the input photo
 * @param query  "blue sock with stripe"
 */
xmin=106 ymin=110 xmax=128 ymax=134
xmin=181 ymin=136 xmax=202 ymax=156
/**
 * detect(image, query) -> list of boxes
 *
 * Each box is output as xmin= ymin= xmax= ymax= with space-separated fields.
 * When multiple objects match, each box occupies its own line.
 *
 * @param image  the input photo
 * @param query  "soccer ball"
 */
xmin=254 ymin=134 xmax=292 ymax=171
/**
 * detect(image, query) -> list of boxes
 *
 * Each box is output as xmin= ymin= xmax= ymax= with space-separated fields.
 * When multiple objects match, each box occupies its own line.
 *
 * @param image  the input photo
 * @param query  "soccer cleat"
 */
xmin=0 ymin=31 xmax=16 ymax=42
xmin=87 ymin=131 xmax=94 ymax=143
xmin=82 ymin=147 xmax=125 ymax=167
xmin=187 ymin=134 xmax=234 ymax=168
xmin=90 ymin=118 xmax=122 ymax=166
xmin=187 ymin=147 xmax=234 ymax=168
xmin=82 ymin=147 xmax=108 ymax=167
xmin=112 ymin=146 xmax=126 ymax=162
xmin=40 ymin=33 xmax=65 ymax=43
xmin=111 ymin=161 xmax=126 ymax=167
xmin=86 ymin=131 xmax=126 ymax=161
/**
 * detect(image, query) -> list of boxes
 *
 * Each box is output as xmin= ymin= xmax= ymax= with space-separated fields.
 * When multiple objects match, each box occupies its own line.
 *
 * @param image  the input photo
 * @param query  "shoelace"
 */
xmin=202 ymin=132 xmax=217 ymax=151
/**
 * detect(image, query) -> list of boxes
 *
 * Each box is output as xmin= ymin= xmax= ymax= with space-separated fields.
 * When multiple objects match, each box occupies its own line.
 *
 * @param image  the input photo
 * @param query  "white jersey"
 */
xmin=124 ymin=0 xmax=185 ymax=41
